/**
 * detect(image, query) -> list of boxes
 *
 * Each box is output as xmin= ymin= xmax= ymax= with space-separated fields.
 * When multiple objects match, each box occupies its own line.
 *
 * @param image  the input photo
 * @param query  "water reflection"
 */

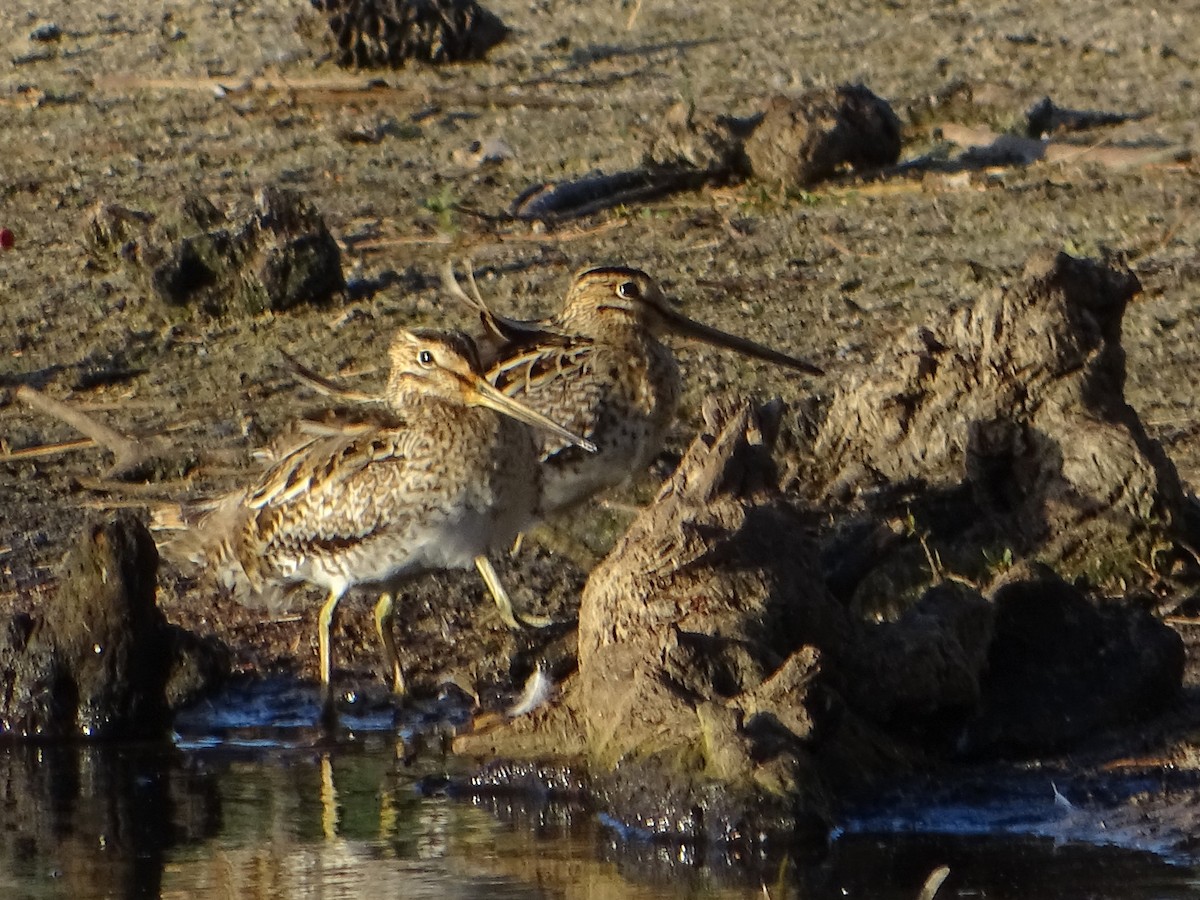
xmin=0 ymin=741 xmax=218 ymax=899
xmin=1 ymin=692 xmax=1199 ymax=899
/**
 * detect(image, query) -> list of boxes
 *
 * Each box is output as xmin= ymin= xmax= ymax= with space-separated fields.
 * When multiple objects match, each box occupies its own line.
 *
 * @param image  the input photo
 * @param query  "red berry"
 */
xmin=0 ymin=228 xmax=13 ymax=249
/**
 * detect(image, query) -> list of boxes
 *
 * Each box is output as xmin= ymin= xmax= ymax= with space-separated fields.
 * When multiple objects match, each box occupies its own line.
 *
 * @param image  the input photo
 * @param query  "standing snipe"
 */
xmin=175 ymin=328 xmax=593 ymax=723
xmin=450 ymin=265 xmax=823 ymax=516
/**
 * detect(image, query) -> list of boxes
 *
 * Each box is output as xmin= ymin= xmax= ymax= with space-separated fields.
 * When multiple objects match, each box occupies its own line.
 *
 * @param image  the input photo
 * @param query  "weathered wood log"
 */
xmin=808 ymin=249 xmax=1191 ymax=585
xmin=457 ymin=400 xmax=908 ymax=842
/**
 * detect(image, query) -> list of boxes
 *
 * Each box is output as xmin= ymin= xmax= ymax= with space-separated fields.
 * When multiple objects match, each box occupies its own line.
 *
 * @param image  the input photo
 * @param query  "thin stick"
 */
xmin=625 ymin=0 xmax=644 ymax=29
xmin=0 ymin=437 xmax=97 ymax=461
xmin=354 ymin=218 xmax=627 ymax=252
xmin=350 ymin=234 xmax=455 ymax=249
xmin=14 ymin=385 xmax=156 ymax=477
xmin=75 ymin=475 xmax=197 ymax=497
xmin=462 ymin=257 xmax=487 ymax=308
xmin=89 ymin=74 xmax=600 ymax=112
xmin=76 ymin=498 xmax=160 ymax=510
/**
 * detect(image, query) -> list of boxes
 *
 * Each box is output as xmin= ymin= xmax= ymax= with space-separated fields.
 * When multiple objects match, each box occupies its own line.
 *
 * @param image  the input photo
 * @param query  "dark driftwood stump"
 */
xmin=808 ymin=249 xmax=1190 ymax=585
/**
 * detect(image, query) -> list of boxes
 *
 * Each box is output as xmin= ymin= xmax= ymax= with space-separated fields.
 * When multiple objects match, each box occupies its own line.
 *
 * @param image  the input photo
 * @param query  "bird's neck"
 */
xmin=385 ymin=381 xmax=460 ymax=416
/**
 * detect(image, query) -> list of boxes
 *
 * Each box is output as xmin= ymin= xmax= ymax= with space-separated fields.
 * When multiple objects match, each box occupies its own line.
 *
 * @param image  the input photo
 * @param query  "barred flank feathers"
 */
xmin=153 ymin=495 xmax=293 ymax=613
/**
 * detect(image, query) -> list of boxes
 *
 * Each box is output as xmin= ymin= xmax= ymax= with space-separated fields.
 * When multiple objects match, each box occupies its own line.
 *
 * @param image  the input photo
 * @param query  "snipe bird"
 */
xmin=446 ymin=264 xmax=824 ymax=516
xmin=176 ymin=328 xmax=594 ymax=723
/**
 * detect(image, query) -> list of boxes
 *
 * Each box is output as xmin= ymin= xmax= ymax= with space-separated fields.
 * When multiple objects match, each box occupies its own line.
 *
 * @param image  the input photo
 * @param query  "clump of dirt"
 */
xmin=962 ymin=565 xmax=1184 ymax=755
xmin=640 ymin=101 xmax=757 ymax=176
xmin=457 ymin=400 xmax=907 ymax=839
xmin=742 ymin=85 xmax=903 ymax=189
xmin=311 ymin=0 xmax=508 ymax=68
xmin=87 ymin=187 xmax=345 ymax=317
xmin=521 ymin=84 xmax=904 ymax=221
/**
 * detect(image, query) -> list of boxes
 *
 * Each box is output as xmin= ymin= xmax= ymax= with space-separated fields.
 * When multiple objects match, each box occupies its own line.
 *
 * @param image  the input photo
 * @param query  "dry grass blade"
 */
xmin=440 ymin=258 xmax=487 ymax=314
xmin=462 ymin=258 xmax=488 ymax=309
xmin=0 ymin=437 xmax=97 ymax=461
xmin=441 ymin=258 xmax=517 ymax=346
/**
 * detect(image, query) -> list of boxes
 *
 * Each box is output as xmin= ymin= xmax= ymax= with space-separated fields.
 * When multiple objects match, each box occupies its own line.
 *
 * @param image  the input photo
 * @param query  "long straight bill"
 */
xmin=467 ymin=375 xmax=597 ymax=453
xmin=659 ymin=306 xmax=825 ymax=376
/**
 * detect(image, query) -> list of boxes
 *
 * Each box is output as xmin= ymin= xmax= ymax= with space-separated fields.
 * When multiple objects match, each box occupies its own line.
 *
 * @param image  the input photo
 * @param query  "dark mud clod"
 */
xmin=963 ymin=565 xmax=1184 ymax=755
xmin=86 ymin=188 xmax=345 ymax=317
xmin=742 ymin=85 xmax=903 ymax=189
xmin=457 ymin=401 xmax=888 ymax=840
xmin=311 ymin=0 xmax=508 ymax=69
xmin=0 ymin=513 xmax=227 ymax=739
xmin=513 ymin=85 xmax=902 ymax=221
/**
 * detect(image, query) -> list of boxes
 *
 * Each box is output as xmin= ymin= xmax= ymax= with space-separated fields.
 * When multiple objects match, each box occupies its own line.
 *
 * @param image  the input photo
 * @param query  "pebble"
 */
xmin=30 ymin=23 xmax=62 ymax=42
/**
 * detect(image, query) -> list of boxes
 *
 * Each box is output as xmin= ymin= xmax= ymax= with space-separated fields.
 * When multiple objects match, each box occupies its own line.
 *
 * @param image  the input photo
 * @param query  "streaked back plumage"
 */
xmin=476 ymin=266 xmax=823 ymax=516
xmin=176 ymin=329 xmax=544 ymax=609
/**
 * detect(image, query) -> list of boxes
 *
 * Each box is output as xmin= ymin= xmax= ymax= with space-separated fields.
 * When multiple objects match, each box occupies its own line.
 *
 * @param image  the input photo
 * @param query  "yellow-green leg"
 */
xmin=317 ymin=588 xmax=344 ymax=726
xmin=373 ymin=592 xmax=406 ymax=696
xmin=474 ymin=555 xmax=553 ymax=629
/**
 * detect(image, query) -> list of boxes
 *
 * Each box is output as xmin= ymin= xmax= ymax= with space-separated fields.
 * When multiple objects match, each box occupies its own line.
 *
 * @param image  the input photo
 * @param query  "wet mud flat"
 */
xmin=3 ymin=0 xmax=1200 ymax=893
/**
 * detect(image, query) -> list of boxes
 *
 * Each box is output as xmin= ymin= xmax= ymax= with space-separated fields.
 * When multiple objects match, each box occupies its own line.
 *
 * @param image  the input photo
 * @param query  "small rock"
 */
xmin=30 ymin=23 xmax=62 ymax=42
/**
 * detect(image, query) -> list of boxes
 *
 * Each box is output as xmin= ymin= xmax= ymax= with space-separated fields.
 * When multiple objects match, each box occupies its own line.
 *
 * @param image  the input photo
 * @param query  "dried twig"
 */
xmin=75 ymin=475 xmax=198 ymax=498
xmin=13 ymin=385 xmax=164 ymax=477
xmin=89 ymin=74 xmax=600 ymax=112
xmin=0 ymin=437 xmax=97 ymax=461
xmin=353 ymin=218 xmax=628 ymax=251
xmin=440 ymin=258 xmax=484 ymax=312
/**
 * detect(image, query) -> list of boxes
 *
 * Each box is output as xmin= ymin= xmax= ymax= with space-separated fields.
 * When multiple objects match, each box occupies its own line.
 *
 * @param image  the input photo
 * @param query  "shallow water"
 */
xmin=2 ymin=680 xmax=1198 ymax=899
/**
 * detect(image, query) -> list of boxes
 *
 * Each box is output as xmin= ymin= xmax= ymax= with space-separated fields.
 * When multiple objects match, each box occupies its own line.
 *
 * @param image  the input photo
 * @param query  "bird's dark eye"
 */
xmin=418 ymin=349 xmax=434 ymax=367
xmin=617 ymin=280 xmax=641 ymax=300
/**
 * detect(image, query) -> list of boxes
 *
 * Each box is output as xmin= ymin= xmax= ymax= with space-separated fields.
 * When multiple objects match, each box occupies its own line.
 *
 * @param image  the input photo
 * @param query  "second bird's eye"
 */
xmin=418 ymin=349 xmax=434 ymax=367
xmin=617 ymin=280 xmax=641 ymax=300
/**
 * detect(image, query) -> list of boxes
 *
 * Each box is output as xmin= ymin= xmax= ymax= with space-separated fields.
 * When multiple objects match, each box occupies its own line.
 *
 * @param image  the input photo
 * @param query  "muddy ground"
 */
xmin=2 ymin=0 xmax=1199 ymax=758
